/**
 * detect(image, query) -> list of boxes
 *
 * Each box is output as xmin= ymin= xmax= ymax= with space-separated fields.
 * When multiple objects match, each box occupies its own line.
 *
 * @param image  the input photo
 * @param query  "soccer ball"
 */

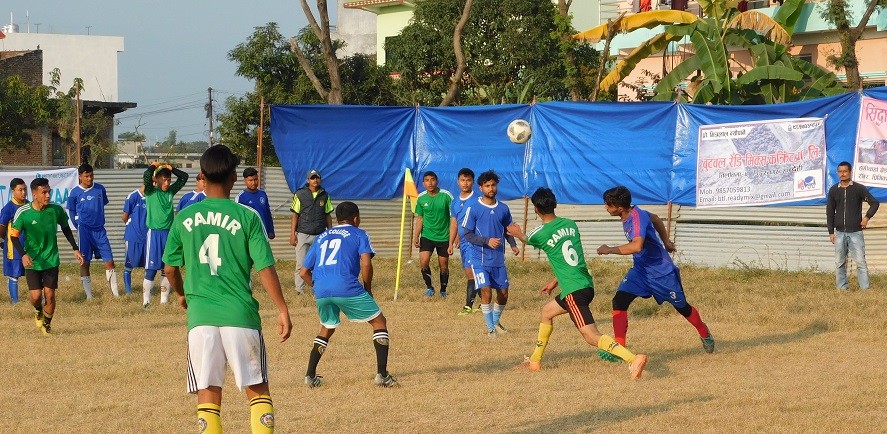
xmin=507 ymin=119 xmax=532 ymax=144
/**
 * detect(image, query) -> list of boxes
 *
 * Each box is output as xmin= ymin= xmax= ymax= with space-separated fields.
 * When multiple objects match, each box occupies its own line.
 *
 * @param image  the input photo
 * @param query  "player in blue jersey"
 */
xmin=121 ymin=186 xmax=148 ymax=295
xmin=448 ymin=168 xmax=480 ymax=315
xmin=177 ymin=171 xmax=206 ymax=211
xmin=67 ymin=164 xmax=120 ymax=298
xmin=236 ymin=168 xmax=275 ymax=239
xmin=0 ymin=178 xmax=28 ymax=303
xmin=597 ymin=186 xmax=714 ymax=354
xmin=300 ymin=201 xmax=397 ymax=388
xmin=460 ymin=170 xmax=520 ymax=337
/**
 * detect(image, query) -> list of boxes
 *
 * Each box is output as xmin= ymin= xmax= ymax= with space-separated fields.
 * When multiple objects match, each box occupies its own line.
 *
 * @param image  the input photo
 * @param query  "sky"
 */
xmin=3 ymin=1 xmax=323 ymax=144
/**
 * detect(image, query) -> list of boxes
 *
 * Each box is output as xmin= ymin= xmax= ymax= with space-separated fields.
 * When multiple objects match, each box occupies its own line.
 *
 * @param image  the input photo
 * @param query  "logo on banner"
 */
xmin=793 ymin=170 xmax=821 ymax=196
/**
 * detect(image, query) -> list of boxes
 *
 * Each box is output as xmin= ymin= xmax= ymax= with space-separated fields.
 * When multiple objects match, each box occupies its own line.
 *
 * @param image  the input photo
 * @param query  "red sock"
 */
xmin=612 ymin=310 xmax=628 ymax=346
xmin=685 ymin=306 xmax=709 ymax=338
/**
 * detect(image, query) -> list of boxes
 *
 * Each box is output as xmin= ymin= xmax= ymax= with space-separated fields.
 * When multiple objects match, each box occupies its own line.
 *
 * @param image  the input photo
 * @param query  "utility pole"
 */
xmin=206 ymin=87 xmax=214 ymax=145
xmin=75 ymin=82 xmax=82 ymax=166
xmin=258 ymin=95 xmax=264 ymax=185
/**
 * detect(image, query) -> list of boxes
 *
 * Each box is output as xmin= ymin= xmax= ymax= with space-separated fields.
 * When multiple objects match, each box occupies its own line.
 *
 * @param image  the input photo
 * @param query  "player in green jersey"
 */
xmin=142 ymin=161 xmax=188 ymax=307
xmin=507 ymin=187 xmax=647 ymax=380
xmin=10 ymin=178 xmax=84 ymax=335
xmin=413 ymin=171 xmax=454 ymax=299
xmin=164 ymin=145 xmax=292 ymax=434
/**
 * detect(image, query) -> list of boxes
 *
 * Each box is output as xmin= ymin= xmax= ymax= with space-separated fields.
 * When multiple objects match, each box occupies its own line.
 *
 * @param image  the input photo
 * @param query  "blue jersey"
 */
xmin=1 ymin=199 xmax=27 ymax=260
xmin=178 ymin=190 xmax=206 ymax=211
xmin=460 ymin=197 xmax=513 ymax=267
xmin=122 ymin=189 xmax=147 ymax=242
xmin=622 ymin=206 xmax=675 ymax=278
xmin=449 ymin=191 xmax=476 ymax=241
xmin=303 ymin=224 xmax=375 ymax=298
xmin=236 ymin=189 xmax=275 ymax=237
xmin=68 ymin=183 xmax=109 ymax=230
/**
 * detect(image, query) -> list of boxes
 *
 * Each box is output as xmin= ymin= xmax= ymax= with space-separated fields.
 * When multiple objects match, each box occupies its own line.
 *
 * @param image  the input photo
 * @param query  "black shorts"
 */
xmin=556 ymin=287 xmax=596 ymax=329
xmin=25 ymin=267 xmax=60 ymax=290
xmin=419 ymin=237 xmax=449 ymax=257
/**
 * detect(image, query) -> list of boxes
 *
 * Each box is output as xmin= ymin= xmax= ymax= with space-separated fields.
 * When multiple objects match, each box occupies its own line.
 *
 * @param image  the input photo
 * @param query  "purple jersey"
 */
xmin=236 ymin=189 xmax=275 ymax=237
xmin=622 ymin=206 xmax=674 ymax=278
xmin=122 ymin=189 xmax=147 ymax=242
xmin=68 ymin=183 xmax=109 ymax=230
xmin=303 ymin=224 xmax=375 ymax=298
xmin=178 ymin=190 xmax=206 ymax=211
xmin=460 ymin=197 xmax=513 ymax=267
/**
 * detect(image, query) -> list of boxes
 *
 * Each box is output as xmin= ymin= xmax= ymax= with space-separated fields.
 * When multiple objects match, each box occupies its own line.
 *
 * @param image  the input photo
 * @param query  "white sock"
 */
xmin=160 ymin=277 xmax=170 ymax=303
xmin=81 ymin=276 xmax=93 ymax=299
xmin=106 ymin=269 xmax=120 ymax=297
xmin=143 ymin=279 xmax=154 ymax=305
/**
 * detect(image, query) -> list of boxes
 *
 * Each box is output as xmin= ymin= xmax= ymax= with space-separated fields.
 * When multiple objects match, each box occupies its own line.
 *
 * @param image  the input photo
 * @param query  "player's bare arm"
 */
xmin=448 ymin=217 xmax=459 ymax=255
xmin=650 ymin=213 xmax=676 ymax=253
xmin=258 ymin=266 xmax=292 ymax=342
xmin=299 ymin=266 xmax=314 ymax=288
xmin=597 ymin=237 xmax=644 ymax=255
xmin=541 ymin=278 xmax=558 ymax=295
xmin=289 ymin=213 xmax=298 ymax=246
xmin=164 ymin=265 xmax=187 ymax=309
xmin=413 ymin=215 xmax=424 ymax=247
xmin=505 ymin=223 xmax=525 ymax=243
xmin=121 ymin=211 xmax=130 ymax=224
xmin=360 ymin=252 xmax=373 ymax=297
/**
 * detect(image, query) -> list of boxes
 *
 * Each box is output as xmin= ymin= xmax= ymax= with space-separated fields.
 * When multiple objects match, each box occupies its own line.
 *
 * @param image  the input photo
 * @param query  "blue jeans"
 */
xmin=834 ymin=230 xmax=870 ymax=290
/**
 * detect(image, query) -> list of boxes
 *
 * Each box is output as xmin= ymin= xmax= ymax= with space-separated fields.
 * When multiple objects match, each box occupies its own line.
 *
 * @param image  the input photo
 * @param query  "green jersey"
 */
xmin=10 ymin=204 xmax=70 ymax=271
xmin=163 ymin=198 xmax=276 ymax=330
xmin=143 ymin=166 xmax=188 ymax=230
xmin=526 ymin=217 xmax=594 ymax=298
xmin=415 ymin=189 xmax=453 ymax=242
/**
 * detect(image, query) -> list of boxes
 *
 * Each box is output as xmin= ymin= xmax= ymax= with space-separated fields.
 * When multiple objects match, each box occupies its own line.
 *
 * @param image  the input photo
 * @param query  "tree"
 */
xmin=117 ymin=131 xmax=146 ymax=142
xmin=386 ymin=0 xmax=602 ymax=105
xmin=578 ymin=0 xmax=846 ymax=104
xmin=0 ymin=75 xmax=55 ymax=158
xmin=820 ymin=0 xmax=887 ymax=91
xmin=81 ymin=109 xmax=117 ymax=167
xmin=292 ymin=0 xmax=342 ymax=103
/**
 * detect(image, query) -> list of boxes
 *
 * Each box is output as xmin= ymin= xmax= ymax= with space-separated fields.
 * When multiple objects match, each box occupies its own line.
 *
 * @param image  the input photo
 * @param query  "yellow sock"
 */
xmin=196 ymin=403 xmax=222 ymax=434
xmin=529 ymin=323 xmax=553 ymax=363
xmin=249 ymin=395 xmax=275 ymax=434
xmin=597 ymin=334 xmax=636 ymax=363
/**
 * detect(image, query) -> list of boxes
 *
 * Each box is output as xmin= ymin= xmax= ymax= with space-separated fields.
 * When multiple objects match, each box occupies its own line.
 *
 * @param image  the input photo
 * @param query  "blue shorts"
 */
xmin=145 ymin=228 xmax=169 ymax=271
xmin=124 ymin=240 xmax=146 ymax=269
xmin=617 ymin=267 xmax=687 ymax=309
xmin=316 ymin=292 xmax=382 ymax=328
xmin=459 ymin=241 xmax=472 ymax=268
xmin=78 ymin=227 xmax=114 ymax=263
xmin=471 ymin=265 xmax=508 ymax=290
xmin=4 ymin=257 xmax=24 ymax=278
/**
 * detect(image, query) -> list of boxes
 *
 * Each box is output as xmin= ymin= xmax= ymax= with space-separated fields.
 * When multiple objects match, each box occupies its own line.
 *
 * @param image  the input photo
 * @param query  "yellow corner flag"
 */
xmin=395 ymin=168 xmax=419 ymax=300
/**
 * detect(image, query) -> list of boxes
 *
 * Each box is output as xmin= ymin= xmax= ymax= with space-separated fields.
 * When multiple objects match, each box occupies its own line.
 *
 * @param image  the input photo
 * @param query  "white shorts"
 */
xmin=187 ymin=326 xmax=268 ymax=393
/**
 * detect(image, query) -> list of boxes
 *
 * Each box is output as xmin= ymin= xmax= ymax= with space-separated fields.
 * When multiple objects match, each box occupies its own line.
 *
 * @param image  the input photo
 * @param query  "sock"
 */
xmin=492 ymin=303 xmax=505 ymax=326
xmin=612 ymin=310 xmax=628 ymax=346
xmin=106 ymin=269 xmax=120 ymax=297
xmin=81 ymin=276 xmax=93 ymax=299
xmin=684 ymin=306 xmax=710 ymax=338
xmin=142 ymin=278 xmax=154 ymax=305
xmin=464 ymin=280 xmax=476 ymax=307
xmin=420 ymin=267 xmax=433 ymax=290
xmin=373 ymin=329 xmax=390 ymax=376
xmin=8 ymin=277 xmax=18 ymax=304
xmin=306 ymin=336 xmax=329 ymax=378
xmin=196 ymin=403 xmax=222 ymax=434
xmin=481 ymin=304 xmax=494 ymax=332
xmin=123 ymin=267 xmax=133 ymax=295
xmin=249 ymin=395 xmax=275 ymax=434
xmin=42 ymin=310 xmax=53 ymax=327
xmin=159 ymin=273 xmax=171 ymax=304
xmin=597 ymin=334 xmax=636 ymax=363
xmin=529 ymin=323 xmax=553 ymax=363
xmin=440 ymin=271 xmax=449 ymax=293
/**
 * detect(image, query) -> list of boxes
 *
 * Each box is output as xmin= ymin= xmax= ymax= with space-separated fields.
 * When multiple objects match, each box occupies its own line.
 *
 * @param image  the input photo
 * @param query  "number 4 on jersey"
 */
xmin=199 ymin=234 xmax=223 ymax=275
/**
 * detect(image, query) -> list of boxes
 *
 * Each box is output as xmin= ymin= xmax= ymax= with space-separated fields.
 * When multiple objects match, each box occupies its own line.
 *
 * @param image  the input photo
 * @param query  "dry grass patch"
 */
xmin=0 ymin=258 xmax=884 ymax=432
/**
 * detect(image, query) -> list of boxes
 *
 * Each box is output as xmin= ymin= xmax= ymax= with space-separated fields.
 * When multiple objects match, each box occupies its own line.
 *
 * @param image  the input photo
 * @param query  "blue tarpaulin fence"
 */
xmin=270 ymin=87 xmax=887 ymax=205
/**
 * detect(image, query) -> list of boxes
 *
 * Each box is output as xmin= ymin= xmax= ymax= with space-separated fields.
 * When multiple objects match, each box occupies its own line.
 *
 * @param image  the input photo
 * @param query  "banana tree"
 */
xmin=576 ymin=0 xmax=846 ymax=103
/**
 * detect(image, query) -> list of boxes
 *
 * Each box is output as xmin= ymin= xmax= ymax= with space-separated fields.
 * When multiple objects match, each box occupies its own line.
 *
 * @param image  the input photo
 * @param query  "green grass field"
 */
xmin=0 ymin=258 xmax=884 ymax=433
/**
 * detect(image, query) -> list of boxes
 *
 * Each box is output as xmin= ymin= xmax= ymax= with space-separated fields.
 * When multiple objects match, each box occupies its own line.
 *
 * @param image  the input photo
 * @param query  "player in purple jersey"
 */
xmin=122 ymin=186 xmax=148 ymax=295
xmin=300 ymin=202 xmax=397 ymax=388
xmin=448 ymin=168 xmax=480 ymax=315
xmin=597 ymin=186 xmax=714 ymax=354
xmin=236 ymin=168 xmax=275 ymax=239
xmin=0 ymin=178 xmax=27 ymax=303
xmin=177 ymin=172 xmax=206 ymax=211
xmin=460 ymin=170 xmax=520 ymax=337
xmin=67 ymin=164 xmax=120 ymax=298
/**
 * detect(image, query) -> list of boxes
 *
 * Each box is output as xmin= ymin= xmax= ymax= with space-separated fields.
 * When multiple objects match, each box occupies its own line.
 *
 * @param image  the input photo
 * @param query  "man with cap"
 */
xmin=290 ymin=169 xmax=333 ymax=294
xmin=237 ymin=167 xmax=275 ymax=239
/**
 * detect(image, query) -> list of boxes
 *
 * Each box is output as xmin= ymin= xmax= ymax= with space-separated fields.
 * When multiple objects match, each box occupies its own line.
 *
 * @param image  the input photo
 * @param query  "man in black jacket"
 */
xmin=826 ymin=161 xmax=879 ymax=290
xmin=290 ymin=170 xmax=333 ymax=294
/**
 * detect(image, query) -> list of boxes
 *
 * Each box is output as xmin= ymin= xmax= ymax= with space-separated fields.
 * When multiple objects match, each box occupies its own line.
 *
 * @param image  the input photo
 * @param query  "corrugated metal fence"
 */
xmin=38 ymin=167 xmax=885 ymax=273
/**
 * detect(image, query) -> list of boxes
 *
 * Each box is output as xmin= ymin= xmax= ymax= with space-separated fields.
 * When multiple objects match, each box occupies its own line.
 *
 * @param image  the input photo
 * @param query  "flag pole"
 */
xmin=394 ymin=170 xmax=409 ymax=300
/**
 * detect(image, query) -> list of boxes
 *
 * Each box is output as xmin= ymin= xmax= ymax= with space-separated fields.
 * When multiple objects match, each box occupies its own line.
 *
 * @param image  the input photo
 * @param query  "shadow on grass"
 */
xmin=505 ymin=395 xmax=715 ymax=434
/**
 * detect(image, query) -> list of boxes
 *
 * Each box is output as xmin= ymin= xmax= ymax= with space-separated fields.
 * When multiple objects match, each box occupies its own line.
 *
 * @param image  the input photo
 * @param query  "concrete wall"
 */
xmin=0 ymin=32 xmax=124 ymax=102
xmin=375 ymin=6 xmax=414 ymax=65
xmin=337 ymin=0 xmax=378 ymax=57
